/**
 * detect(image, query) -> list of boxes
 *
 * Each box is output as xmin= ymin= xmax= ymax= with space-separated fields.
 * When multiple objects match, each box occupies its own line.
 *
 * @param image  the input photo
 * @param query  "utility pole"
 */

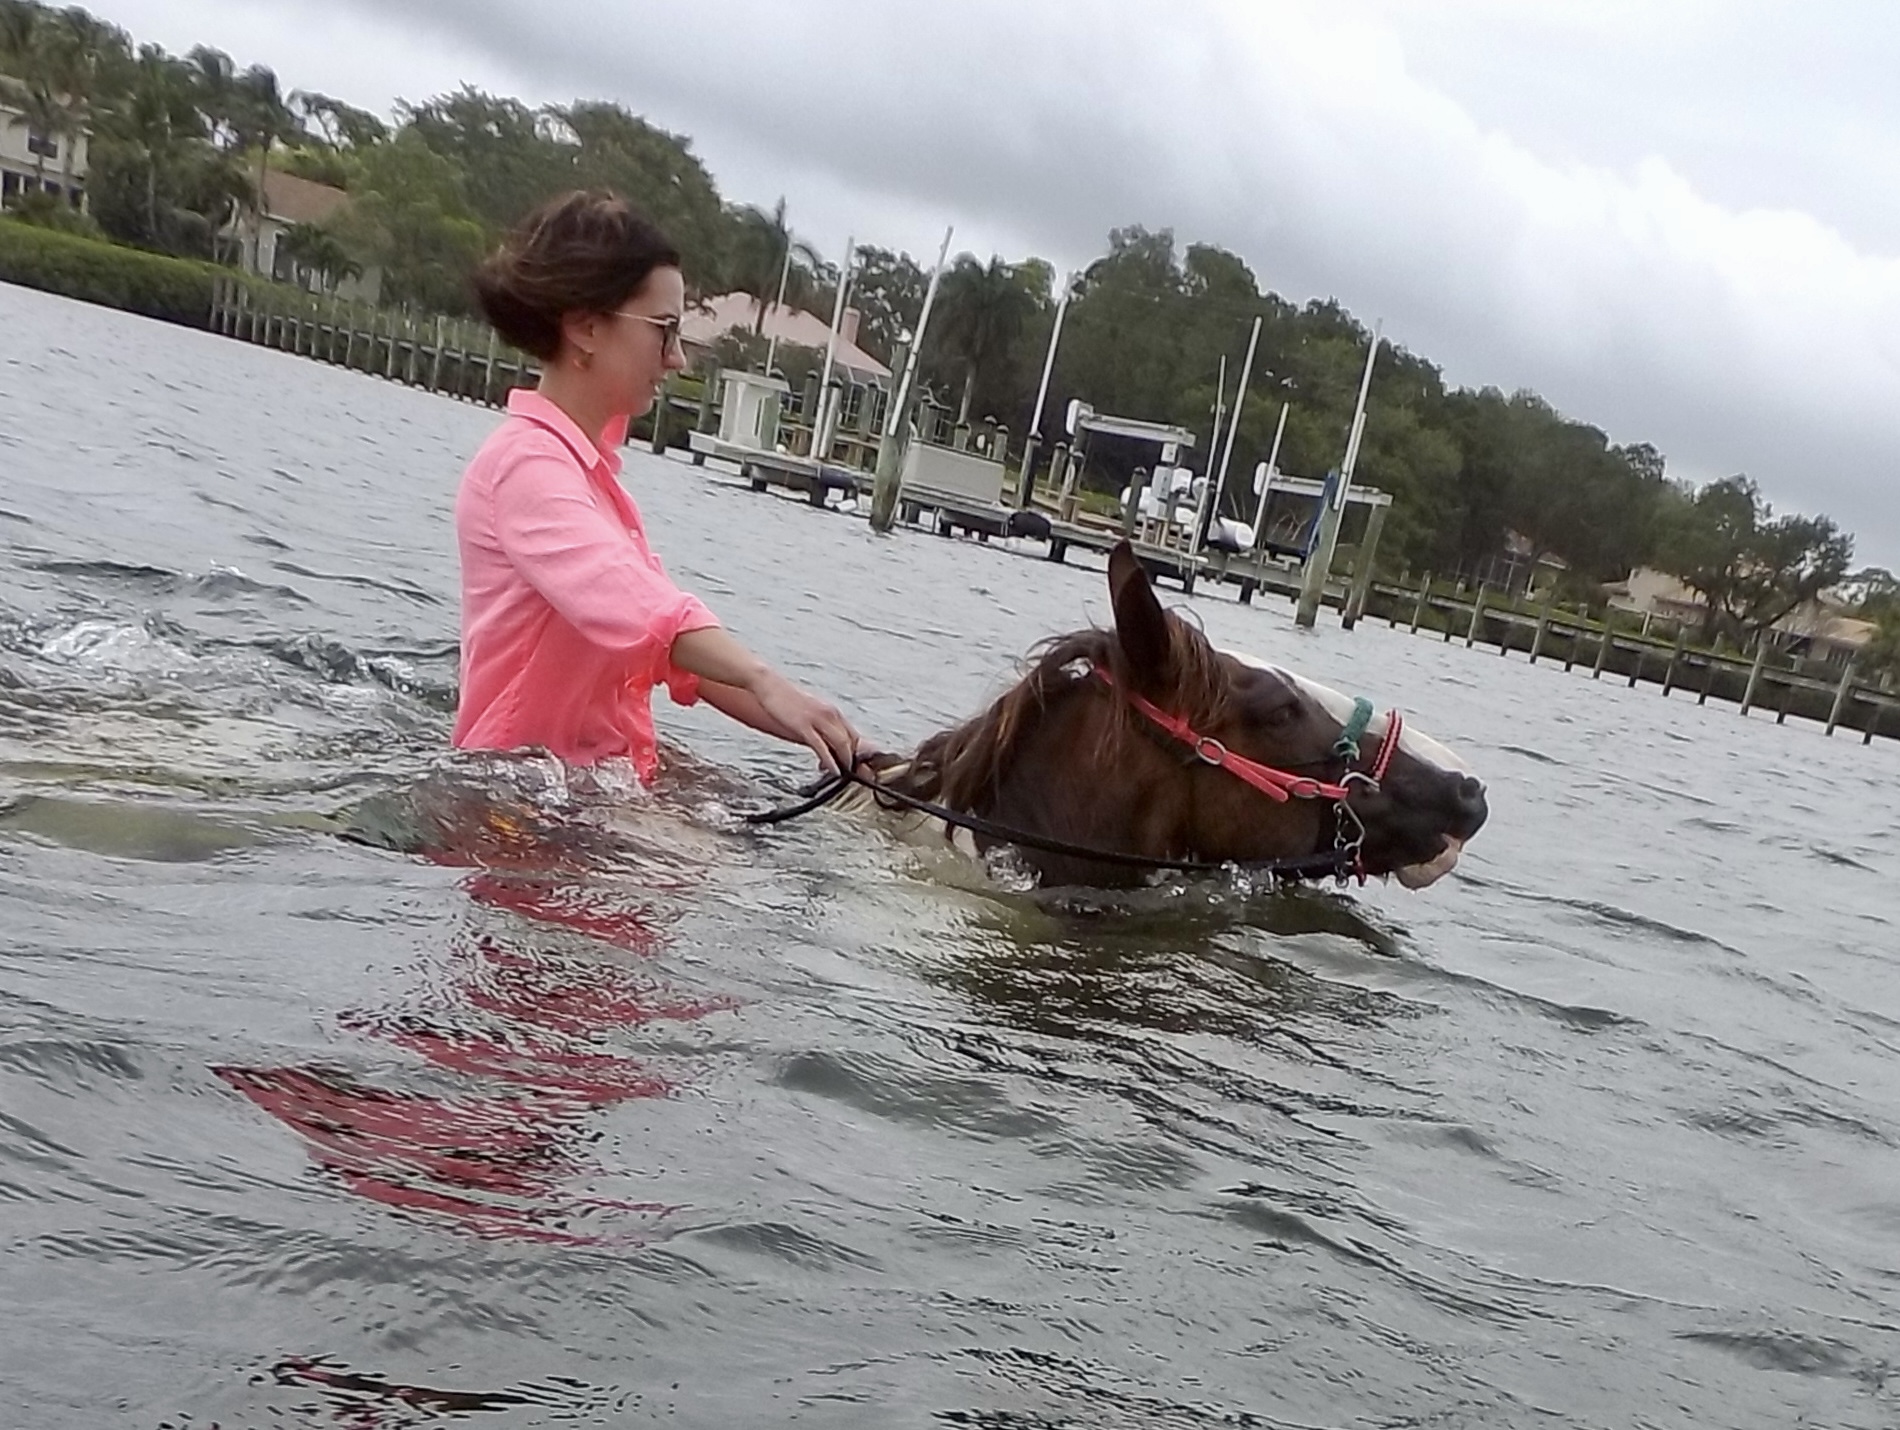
xmin=1296 ymin=322 xmax=1381 ymax=629
xmin=1014 ymin=276 xmax=1071 ymax=508
xmin=814 ymin=234 xmax=854 ymax=460
xmin=870 ymin=225 xmax=954 ymax=532
xmin=1194 ymin=315 xmax=1261 ymax=547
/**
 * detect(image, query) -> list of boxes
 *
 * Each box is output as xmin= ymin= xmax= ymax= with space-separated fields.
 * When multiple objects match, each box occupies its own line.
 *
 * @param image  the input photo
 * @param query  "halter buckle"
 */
xmin=1193 ymin=736 xmax=1227 ymax=766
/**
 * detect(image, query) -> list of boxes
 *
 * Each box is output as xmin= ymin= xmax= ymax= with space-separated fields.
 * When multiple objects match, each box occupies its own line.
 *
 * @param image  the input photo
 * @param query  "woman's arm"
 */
xmin=670 ymin=626 xmax=863 ymax=772
xmin=694 ymin=677 xmax=799 ymax=743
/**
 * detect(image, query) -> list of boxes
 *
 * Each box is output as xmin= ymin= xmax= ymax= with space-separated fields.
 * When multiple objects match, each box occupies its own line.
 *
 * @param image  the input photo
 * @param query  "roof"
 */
xmin=259 ymin=170 xmax=352 ymax=227
xmin=1775 ymin=608 xmax=1878 ymax=648
xmin=1610 ymin=567 xmax=1878 ymax=649
xmin=682 ymin=293 xmax=890 ymax=383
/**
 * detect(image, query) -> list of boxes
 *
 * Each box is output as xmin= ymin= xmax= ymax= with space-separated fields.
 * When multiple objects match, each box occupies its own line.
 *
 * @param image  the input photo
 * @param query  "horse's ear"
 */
xmin=1107 ymin=540 xmax=1173 ymax=692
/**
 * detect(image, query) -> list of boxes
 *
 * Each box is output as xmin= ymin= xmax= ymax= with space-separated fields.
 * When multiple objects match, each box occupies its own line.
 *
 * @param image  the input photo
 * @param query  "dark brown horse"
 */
xmin=866 ymin=542 xmax=1487 ymax=888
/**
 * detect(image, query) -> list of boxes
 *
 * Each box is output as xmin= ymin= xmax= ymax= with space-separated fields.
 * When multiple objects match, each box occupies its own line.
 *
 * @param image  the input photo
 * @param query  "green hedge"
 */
xmin=0 ymin=220 xmax=231 ymax=327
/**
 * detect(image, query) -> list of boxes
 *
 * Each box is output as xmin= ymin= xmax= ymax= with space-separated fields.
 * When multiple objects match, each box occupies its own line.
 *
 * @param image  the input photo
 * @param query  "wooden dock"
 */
xmin=209 ymin=279 xmax=542 ymax=406
xmin=1349 ymin=582 xmax=1900 ymax=745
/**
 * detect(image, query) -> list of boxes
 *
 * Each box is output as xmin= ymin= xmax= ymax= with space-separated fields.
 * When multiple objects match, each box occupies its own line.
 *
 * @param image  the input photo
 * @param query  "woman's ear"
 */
xmin=559 ymin=309 xmax=601 ymax=367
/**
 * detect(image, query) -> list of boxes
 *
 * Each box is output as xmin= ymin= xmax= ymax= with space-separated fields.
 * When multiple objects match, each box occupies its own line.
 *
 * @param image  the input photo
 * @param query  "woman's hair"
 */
xmin=472 ymin=191 xmax=682 ymax=360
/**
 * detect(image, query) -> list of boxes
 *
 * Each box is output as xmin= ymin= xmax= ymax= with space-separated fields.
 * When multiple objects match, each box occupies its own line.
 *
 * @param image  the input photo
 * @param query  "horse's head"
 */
xmin=896 ymin=542 xmax=1486 ymax=889
xmin=1099 ymin=542 xmax=1486 ymax=888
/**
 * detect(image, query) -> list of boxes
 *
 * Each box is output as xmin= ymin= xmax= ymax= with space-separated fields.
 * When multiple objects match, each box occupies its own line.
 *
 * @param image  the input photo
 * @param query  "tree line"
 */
xmin=2 ymin=0 xmax=1891 ymax=668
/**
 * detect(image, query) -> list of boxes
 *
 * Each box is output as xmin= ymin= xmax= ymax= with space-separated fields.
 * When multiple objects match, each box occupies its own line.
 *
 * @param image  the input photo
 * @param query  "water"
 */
xmin=2 ymin=280 xmax=1897 ymax=1428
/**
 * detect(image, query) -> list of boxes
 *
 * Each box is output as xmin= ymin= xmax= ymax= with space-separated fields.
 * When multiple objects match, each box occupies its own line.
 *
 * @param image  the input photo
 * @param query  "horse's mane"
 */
xmin=896 ymin=612 xmax=1234 ymax=814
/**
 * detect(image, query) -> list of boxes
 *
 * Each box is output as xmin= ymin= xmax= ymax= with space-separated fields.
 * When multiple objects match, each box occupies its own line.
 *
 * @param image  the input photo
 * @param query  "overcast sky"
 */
xmin=101 ymin=0 xmax=1900 ymax=567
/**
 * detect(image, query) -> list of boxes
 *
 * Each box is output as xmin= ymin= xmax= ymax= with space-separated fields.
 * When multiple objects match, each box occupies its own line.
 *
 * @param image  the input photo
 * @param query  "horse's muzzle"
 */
xmin=1448 ymin=775 xmax=1488 ymax=842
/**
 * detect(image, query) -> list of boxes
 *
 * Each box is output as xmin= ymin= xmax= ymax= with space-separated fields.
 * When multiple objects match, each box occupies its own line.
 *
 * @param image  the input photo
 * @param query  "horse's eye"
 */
xmin=1256 ymin=701 xmax=1299 ymax=730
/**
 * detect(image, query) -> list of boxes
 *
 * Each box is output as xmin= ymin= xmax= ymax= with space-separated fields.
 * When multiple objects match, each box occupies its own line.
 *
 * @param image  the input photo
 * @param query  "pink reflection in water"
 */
xmin=223 ymin=864 xmax=730 ymax=1244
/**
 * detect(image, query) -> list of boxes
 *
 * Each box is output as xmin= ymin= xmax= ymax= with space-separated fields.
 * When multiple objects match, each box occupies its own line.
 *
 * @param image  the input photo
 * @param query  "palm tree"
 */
xmin=109 ymin=44 xmax=207 ymax=242
xmin=289 ymin=89 xmax=387 ymax=151
xmin=1 ymin=82 xmax=64 ymax=188
xmin=226 ymin=64 xmax=300 ymax=273
xmin=36 ymin=8 xmax=129 ymax=205
xmin=0 ymin=4 xmax=65 ymax=193
xmin=276 ymin=221 xmax=362 ymax=293
xmin=725 ymin=198 xmax=820 ymax=333
xmin=932 ymin=255 xmax=1043 ymax=424
xmin=184 ymin=44 xmax=237 ymax=145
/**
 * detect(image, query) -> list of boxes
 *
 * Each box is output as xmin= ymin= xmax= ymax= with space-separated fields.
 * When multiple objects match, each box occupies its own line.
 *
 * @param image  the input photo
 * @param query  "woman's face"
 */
xmin=575 ymin=265 xmax=688 ymax=418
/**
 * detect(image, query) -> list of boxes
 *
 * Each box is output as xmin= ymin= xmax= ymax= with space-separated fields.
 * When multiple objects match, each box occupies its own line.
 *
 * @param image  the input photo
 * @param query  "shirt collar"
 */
xmin=506 ymin=388 xmax=624 ymax=478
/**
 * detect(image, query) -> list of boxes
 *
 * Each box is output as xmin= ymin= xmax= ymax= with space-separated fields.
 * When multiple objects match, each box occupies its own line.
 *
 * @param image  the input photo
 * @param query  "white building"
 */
xmin=0 ymin=97 xmax=88 ymax=210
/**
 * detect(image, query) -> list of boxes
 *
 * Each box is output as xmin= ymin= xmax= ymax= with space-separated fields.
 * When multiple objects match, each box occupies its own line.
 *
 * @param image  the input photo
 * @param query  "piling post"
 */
xmin=1776 ymin=677 xmax=1795 ymax=724
xmin=1825 ymin=659 xmax=1857 ymax=736
xmin=1049 ymin=443 xmax=1075 ymax=522
xmin=1465 ymin=585 xmax=1488 ymax=647
xmin=1866 ymin=698 xmax=1886 ymax=746
xmin=1661 ymin=624 xmax=1687 ymax=695
xmin=869 ymin=338 xmax=914 ymax=533
xmin=1740 ymin=638 xmax=1769 ymax=714
xmin=429 ymin=316 xmax=445 ymax=391
xmin=1015 ymin=434 xmax=1040 ymax=510
xmin=1593 ymin=610 xmax=1615 ymax=679
xmin=649 ymin=376 xmax=672 ymax=455
xmin=1342 ymin=502 xmax=1388 ymax=630
xmin=1529 ymin=590 xmax=1555 ymax=663
xmin=1122 ymin=468 xmax=1150 ymax=540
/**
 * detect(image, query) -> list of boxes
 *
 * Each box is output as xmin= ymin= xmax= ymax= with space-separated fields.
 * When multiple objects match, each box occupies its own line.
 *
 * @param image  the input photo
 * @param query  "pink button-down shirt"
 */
xmin=452 ymin=389 xmax=720 ymax=779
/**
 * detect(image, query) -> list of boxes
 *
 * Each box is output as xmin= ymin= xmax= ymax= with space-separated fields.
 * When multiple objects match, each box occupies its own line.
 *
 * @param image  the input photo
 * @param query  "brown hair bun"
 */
xmin=472 ymin=190 xmax=682 ymax=360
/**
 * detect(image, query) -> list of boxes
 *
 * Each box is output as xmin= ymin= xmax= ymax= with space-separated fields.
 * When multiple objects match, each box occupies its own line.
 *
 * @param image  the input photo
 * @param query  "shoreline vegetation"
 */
xmin=2 ymin=0 xmax=1896 ymax=681
xmin=5 ymin=245 xmax=1894 ymax=745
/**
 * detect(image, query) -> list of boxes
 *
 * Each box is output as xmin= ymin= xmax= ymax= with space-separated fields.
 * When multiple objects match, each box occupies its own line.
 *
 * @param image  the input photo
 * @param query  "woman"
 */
xmin=453 ymin=189 xmax=865 ymax=781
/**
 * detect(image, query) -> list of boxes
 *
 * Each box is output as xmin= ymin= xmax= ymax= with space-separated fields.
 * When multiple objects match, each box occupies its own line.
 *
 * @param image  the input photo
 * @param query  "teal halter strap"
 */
xmin=1332 ymin=696 xmax=1376 ymax=761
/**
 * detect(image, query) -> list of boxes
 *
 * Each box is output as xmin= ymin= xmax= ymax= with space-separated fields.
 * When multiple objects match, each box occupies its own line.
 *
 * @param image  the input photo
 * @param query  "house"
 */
xmin=1605 ymin=567 xmax=1707 ymax=629
xmin=1771 ymin=605 xmax=1878 ymax=669
xmin=227 ymin=170 xmax=382 ymax=305
xmin=681 ymin=293 xmax=890 ymax=387
xmin=1608 ymin=566 xmax=1875 ymax=668
xmin=1470 ymin=530 xmax=1568 ymax=598
xmin=0 ymin=96 xmax=88 ymax=210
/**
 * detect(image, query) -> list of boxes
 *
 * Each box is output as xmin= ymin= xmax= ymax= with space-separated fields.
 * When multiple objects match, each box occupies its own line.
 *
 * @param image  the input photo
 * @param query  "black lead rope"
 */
xmin=743 ymin=766 xmax=1359 ymax=882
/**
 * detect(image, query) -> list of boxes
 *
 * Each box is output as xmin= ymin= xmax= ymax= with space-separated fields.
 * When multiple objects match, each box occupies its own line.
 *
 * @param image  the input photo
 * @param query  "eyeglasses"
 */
xmin=611 ymin=310 xmax=684 ymax=351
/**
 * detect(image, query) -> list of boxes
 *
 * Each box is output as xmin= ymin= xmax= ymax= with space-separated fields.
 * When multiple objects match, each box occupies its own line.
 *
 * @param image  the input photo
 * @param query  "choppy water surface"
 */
xmin=2 ymin=281 xmax=1897 ymax=1428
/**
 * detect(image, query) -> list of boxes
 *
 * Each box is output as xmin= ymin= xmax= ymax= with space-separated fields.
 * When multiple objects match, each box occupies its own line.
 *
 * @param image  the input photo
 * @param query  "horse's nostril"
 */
xmin=1453 ymin=776 xmax=1488 ymax=837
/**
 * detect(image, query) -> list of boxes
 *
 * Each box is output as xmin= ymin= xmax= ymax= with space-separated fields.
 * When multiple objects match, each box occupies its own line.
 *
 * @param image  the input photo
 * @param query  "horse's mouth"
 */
xmin=1394 ymin=835 xmax=1464 ymax=890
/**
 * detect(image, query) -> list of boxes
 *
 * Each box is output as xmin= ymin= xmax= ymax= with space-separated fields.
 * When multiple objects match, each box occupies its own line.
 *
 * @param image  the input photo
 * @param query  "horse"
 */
xmin=852 ymin=541 xmax=1487 ymax=889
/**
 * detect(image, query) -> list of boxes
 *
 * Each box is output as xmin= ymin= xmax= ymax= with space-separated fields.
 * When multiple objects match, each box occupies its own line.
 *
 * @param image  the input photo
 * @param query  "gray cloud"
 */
xmin=102 ymin=0 xmax=1900 ymax=566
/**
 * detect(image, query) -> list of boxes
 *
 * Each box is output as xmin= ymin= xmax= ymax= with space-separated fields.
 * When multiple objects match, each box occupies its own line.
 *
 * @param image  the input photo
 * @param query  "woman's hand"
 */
xmin=750 ymin=671 xmax=863 ymax=774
